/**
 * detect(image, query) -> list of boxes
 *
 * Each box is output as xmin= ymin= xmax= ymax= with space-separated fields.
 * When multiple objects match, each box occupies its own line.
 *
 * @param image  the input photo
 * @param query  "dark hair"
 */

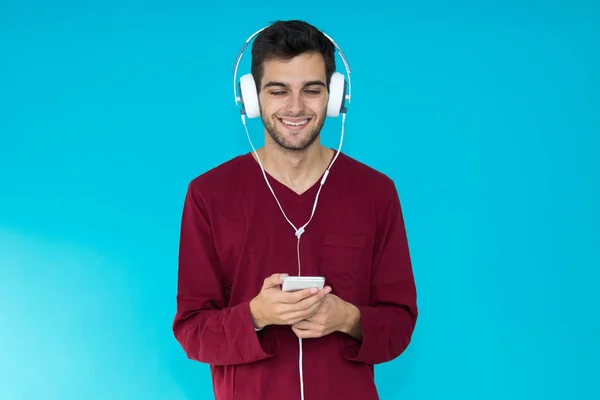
xmin=251 ymin=20 xmax=336 ymax=93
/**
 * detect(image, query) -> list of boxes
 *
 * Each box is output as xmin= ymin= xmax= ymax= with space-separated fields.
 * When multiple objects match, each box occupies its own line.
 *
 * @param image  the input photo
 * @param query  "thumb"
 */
xmin=263 ymin=273 xmax=288 ymax=289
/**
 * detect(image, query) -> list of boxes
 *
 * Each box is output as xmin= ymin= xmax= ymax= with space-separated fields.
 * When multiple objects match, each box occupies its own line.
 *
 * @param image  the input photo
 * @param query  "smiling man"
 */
xmin=259 ymin=53 xmax=327 ymax=150
xmin=254 ymin=43 xmax=335 ymax=195
xmin=173 ymin=20 xmax=418 ymax=400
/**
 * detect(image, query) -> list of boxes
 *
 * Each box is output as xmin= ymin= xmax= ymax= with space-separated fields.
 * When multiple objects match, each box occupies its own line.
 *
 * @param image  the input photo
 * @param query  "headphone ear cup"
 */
xmin=326 ymin=72 xmax=346 ymax=117
xmin=239 ymin=74 xmax=261 ymax=118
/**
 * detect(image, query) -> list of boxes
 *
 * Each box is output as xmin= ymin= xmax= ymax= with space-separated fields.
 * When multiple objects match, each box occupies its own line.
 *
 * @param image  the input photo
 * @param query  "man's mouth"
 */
xmin=278 ymin=117 xmax=311 ymax=127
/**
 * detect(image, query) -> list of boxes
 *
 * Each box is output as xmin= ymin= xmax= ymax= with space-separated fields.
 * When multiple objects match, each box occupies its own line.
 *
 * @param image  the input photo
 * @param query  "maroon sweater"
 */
xmin=173 ymin=151 xmax=418 ymax=400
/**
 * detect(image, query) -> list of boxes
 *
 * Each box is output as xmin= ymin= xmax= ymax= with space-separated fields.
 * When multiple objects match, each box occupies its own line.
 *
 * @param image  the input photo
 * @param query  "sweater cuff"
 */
xmin=339 ymin=305 xmax=375 ymax=362
xmin=239 ymin=300 xmax=278 ymax=358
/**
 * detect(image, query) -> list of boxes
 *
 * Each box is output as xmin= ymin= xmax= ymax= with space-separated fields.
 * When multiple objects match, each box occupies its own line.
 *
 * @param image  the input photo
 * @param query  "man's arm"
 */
xmin=341 ymin=302 xmax=363 ymax=342
xmin=172 ymin=181 xmax=278 ymax=366
xmin=339 ymin=180 xmax=418 ymax=365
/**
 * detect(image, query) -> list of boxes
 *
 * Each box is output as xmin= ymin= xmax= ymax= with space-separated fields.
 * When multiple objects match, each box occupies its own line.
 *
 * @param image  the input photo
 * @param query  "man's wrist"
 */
xmin=341 ymin=302 xmax=363 ymax=340
xmin=249 ymin=297 xmax=266 ymax=330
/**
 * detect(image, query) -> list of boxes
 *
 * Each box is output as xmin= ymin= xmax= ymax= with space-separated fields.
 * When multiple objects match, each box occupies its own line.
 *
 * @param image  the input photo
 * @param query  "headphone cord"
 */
xmin=241 ymin=113 xmax=347 ymax=400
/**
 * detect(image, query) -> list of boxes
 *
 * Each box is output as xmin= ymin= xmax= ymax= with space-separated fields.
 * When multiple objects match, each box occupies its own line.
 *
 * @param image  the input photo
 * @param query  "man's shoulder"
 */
xmin=188 ymin=153 xmax=251 ymax=192
xmin=338 ymin=152 xmax=397 ymax=192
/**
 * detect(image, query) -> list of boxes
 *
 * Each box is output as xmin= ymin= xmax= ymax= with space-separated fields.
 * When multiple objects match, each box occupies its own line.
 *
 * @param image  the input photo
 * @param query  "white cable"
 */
xmin=299 ymin=334 xmax=304 ymax=400
xmin=241 ymin=112 xmax=346 ymax=400
xmin=240 ymin=113 xmax=346 ymax=241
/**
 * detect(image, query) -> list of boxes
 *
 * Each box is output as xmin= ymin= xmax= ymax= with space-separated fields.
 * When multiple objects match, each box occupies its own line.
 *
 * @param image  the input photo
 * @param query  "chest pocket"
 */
xmin=324 ymin=233 xmax=366 ymax=248
xmin=319 ymin=233 xmax=370 ymax=304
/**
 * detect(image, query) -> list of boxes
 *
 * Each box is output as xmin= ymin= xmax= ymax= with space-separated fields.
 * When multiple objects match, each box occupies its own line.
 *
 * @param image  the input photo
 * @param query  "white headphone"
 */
xmin=232 ymin=26 xmax=352 ymax=119
xmin=232 ymin=23 xmax=353 ymax=240
xmin=231 ymin=24 xmax=352 ymax=400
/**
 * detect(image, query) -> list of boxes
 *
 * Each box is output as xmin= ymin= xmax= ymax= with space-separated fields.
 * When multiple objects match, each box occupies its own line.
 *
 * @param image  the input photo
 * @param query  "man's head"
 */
xmin=251 ymin=20 xmax=336 ymax=152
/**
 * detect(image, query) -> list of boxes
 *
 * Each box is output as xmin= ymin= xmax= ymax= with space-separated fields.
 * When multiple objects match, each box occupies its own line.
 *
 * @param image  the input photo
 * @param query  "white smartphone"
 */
xmin=281 ymin=276 xmax=325 ymax=292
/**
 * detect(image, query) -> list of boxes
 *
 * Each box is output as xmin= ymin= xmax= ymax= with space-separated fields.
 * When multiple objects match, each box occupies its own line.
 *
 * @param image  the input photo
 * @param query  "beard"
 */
xmin=260 ymin=106 xmax=326 ymax=152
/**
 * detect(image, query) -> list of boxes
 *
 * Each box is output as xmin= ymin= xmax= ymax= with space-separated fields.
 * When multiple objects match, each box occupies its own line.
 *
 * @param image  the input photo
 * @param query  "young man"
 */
xmin=172 ymin=20 xmax=418 ymax=400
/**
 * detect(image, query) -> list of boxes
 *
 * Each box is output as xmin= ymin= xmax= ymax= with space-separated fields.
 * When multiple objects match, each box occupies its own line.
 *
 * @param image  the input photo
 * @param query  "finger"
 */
xmin=290 ymin=285 xmax=331 ymax=304
xmin=291 ymin=320 xmax=314 ymax=330
xmin=277 ymin=296 xmax=321 ymax=319
xmin=292 ymin=326 xmax=316 ymax=339
xmin=276 ymin=287 xmax=319 ymax=304
xmin=288 ymin=294 xmax=327 ymax=319
xmin=291 ymin=286 xmax=331 ymax=308
xmin=283 ymin=301 xmax=324 ymax=324
xmin=262 ymin=273 xmax=288 ymax=289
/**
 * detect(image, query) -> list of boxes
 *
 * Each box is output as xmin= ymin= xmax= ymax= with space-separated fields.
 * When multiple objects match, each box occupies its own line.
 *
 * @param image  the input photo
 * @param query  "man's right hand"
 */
xmin=249 ymin=273 xmax=331 ymax=330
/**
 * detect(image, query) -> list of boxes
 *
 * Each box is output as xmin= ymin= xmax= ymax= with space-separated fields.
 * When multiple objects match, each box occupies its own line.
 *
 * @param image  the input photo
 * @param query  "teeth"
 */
xmin=281 ymin=119 xmax=308 ymax=126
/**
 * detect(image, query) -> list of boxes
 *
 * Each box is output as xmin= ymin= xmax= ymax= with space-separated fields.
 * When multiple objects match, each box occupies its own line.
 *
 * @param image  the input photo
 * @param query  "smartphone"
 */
xmin=281 ymin=276 xmax=325 ymax=292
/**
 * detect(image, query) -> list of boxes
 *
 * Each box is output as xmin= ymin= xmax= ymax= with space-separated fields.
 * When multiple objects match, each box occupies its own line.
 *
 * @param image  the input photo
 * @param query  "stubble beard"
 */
xmin=260 ymin=105 xmax=327 ymax=152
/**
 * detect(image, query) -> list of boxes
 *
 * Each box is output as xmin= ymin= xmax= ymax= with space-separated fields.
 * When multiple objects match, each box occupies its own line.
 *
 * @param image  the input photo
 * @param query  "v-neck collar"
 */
xmin=246 ymin=148 xmax=340 ymax=203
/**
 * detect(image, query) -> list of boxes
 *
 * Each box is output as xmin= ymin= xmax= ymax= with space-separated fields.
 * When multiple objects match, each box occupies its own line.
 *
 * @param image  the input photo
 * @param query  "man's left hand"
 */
xmin=291 ymin=293 xmax=361 ymax=339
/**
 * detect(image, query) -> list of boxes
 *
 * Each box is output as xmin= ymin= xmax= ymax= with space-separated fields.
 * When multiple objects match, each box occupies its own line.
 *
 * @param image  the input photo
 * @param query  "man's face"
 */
xmin=258 ymin=52 xmax=328 ymax=152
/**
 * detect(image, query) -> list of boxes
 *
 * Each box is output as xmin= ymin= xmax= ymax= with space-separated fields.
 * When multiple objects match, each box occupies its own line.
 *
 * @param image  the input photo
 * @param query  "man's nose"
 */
xmin=285 ymin=92 xmax=305 ymax=114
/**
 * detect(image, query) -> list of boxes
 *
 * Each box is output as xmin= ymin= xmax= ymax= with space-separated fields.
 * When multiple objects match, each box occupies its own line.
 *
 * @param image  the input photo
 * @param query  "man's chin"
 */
xmin=268 ymin=131 xmax=319 ymax=152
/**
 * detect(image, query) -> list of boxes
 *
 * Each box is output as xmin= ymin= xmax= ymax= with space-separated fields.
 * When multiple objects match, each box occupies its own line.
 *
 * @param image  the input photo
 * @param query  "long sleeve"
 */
xmin=341 ymin=180 xmax=418 ymax=364
xmin=172 ymin=181 xmax=278 ymax=366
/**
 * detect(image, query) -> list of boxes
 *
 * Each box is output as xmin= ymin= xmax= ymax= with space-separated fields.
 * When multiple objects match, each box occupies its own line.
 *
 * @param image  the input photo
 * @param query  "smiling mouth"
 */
xmin=278 ymin=118 xmax=311 ymax=127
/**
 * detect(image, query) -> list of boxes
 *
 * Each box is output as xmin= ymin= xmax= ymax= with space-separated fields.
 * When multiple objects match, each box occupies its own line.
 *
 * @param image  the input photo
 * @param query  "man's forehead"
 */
xmin=261 ymin=57 xmax=326 ymax=85
xmin=263 ymin=53 xmax=325 ymax=70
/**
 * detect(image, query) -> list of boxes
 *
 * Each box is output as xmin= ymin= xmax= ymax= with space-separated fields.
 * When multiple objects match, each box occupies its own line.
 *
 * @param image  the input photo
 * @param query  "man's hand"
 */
xmin=249 ymin=273 xmax=331 ymax=329
xmin=291 ymin=293 xmax=362 ymax=340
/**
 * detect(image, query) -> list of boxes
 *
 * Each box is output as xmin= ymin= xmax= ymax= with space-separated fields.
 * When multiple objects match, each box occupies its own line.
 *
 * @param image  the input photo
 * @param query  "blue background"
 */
xmin=1 ymin=0 xmax=598 ymax=399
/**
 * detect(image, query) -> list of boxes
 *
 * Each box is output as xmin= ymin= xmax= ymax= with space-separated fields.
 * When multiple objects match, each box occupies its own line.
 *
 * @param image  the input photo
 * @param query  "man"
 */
xmin=173 ymin=20 xmax=418 ymax=400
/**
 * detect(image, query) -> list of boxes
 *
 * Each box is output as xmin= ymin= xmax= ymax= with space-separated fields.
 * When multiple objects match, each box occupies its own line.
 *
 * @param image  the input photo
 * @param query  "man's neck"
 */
xmin=253 ymin=142 xmax=334 ymax=195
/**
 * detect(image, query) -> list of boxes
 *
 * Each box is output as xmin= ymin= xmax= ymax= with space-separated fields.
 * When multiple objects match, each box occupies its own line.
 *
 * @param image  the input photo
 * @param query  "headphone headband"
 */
xmin=232 ymin=25 xmax=352 ymax=108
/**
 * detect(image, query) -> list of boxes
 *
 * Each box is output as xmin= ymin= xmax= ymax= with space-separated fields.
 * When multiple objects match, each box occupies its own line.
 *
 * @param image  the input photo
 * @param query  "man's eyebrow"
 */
xmin=304 ymin=80 xmax=326 ymax=87
xmin=263 ymin=81 xmax=288 ymax=89
xmin=262 ymin=80 xmax=327 ymax=89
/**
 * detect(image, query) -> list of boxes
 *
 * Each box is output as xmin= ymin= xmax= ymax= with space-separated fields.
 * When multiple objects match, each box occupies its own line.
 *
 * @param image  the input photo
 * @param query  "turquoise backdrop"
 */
xmin=1 ymin=0 xmax=598 ymax=399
